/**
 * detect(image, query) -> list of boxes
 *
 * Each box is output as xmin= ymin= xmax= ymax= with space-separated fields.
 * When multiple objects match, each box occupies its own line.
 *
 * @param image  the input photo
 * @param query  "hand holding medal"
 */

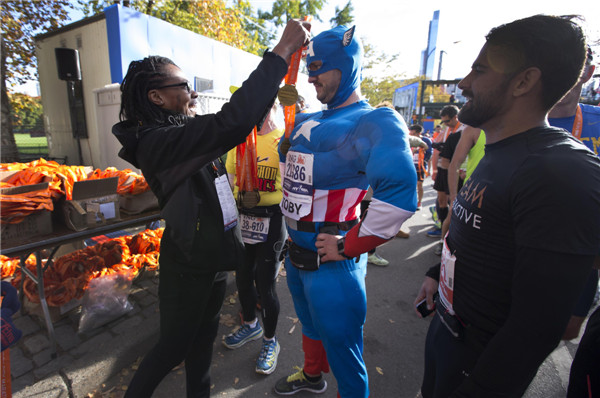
xmin=279 ymin=16 xmax=312 ymax=156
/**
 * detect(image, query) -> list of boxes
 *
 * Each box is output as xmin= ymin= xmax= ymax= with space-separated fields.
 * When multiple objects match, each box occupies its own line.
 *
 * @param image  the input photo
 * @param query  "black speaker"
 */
xmin=55 ymin=48 xmax=81 ymax=81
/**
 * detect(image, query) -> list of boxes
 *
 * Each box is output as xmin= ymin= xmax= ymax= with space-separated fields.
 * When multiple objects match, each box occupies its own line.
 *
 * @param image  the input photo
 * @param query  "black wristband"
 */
xmin=337 ymin=237 xmax=352 ymax=259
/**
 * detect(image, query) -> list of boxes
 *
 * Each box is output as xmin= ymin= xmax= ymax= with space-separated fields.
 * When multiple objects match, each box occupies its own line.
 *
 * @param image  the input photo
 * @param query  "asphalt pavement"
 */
xmin=8 ymin=180 xmax=589 ymax=397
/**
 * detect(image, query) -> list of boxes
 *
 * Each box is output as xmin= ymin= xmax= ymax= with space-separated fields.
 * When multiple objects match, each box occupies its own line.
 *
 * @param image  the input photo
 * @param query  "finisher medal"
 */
xmin=278 ymin=84 xmax=299 ymax=107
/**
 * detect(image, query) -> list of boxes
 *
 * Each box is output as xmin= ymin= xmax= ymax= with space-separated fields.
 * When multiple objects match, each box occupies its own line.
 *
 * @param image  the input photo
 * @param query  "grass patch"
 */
xmin=13 ymin=133 xmax=48 ymax=157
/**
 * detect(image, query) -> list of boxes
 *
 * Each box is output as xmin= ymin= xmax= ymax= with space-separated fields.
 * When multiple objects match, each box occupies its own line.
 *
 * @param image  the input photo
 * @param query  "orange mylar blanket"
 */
xmin=88 ymin=167 xmax=149 ymax=195
xmin=1 ymin=228 xmax=163 ymax=307
xmin=1 ymin=159 xmax=150 ymax=201
xmin=0 ymin=184 xmax=54 ymax=224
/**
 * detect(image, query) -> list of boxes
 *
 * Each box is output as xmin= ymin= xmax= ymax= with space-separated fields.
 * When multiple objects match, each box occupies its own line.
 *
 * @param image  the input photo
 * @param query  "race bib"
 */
xmin=240 ymin=214 xmax=270 ymax=244
xmin=281 ymin=151 xmax=314 ymax=220
xmin=439 ymin=236 xmax=456 ymax=315
xmin=214 ymin=175 xmax=238 ymax=231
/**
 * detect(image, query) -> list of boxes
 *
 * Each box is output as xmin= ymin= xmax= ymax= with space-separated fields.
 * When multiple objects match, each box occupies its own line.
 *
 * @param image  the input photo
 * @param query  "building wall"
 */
xmin=36 ymin=17 xmax=111 ymax=167
xmin=36 ymin=5 xmax=317 ymax=169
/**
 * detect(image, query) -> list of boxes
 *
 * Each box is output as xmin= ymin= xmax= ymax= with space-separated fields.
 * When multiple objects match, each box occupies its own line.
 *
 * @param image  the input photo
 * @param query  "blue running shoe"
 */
xmin=256 ymin=337 xmax=280 ymax=374
xmin=426 ymin=228 xmax=442 ymax=238
xmin=223 ymin=322 xmax=263 ymax=349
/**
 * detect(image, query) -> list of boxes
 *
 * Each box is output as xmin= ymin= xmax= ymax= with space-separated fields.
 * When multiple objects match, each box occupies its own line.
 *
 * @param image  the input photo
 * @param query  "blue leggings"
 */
xmin=285 ymin=255 xmax=369 ymax=398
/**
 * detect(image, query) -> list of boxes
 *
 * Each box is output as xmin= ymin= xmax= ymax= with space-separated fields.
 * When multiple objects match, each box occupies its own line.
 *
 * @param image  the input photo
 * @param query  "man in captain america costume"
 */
xmin=274 ymin=25 xmax=417 ymax=397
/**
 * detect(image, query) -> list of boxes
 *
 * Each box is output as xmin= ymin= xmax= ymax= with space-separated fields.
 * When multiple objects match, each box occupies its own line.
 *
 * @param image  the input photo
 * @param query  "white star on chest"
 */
xmin=292 ymin=120 xmax=320 ymax=142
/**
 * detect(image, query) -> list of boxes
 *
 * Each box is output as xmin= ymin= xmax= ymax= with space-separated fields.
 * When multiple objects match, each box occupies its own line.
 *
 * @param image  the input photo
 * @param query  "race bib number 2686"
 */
xmin=281 ymin=151 xmax=314 ymax=220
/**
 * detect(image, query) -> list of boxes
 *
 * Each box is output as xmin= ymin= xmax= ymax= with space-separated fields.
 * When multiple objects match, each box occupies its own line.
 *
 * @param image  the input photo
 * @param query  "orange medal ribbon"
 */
xmin=444 ymin=121 xmax=461 ymax=141
xmin=235 ymin=126 xmax=259 ymax=193
xmin=283 ymin=16 xmax=312 ymax=142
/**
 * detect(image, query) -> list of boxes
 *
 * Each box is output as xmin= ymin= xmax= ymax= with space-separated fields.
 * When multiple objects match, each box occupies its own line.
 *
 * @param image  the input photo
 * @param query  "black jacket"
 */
xmin=112 ymin=52 xmax=288 ymax=274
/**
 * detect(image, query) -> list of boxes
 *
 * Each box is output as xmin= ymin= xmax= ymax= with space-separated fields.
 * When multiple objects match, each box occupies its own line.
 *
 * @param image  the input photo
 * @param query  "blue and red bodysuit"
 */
xmin=279 ymin=25 xmax=417 ymax=398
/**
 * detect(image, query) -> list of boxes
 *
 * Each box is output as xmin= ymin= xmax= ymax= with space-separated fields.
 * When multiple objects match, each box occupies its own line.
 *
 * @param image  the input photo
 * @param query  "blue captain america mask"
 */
xmin=306 ymin=25 xmax=363 ymax=109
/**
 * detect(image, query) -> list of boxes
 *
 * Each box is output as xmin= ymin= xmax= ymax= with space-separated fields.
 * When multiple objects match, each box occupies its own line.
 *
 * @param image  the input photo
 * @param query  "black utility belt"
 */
xmin=288 ymin=242 xmax=320 ymax=271
xmin=285 ymin=218 xmax=358 ymax=233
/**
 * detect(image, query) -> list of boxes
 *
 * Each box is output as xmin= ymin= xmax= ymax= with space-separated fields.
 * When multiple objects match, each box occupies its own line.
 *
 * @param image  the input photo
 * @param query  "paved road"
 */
xmin=94 ymin=182 xmax=584 ymax=397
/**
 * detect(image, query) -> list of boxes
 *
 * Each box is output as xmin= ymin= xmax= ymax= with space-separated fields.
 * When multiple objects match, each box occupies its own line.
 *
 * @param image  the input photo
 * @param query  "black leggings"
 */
xmin=236 ymin=211 xmax=286 ymax=338
xmin=125 ymin=268 xmax=226 ymax=398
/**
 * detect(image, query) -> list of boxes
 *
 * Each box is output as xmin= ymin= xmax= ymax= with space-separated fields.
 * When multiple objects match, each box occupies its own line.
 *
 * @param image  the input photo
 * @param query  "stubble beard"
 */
xmin=459 ymin=82 xmax=509 ymax=128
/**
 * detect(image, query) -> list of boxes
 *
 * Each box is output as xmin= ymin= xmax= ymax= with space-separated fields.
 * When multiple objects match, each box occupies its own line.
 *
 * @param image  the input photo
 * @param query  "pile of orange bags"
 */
xmin=1 ymin=159 xmax=150 ymax=223
xmin=88 ymin=167 xmax=149 ymax=196
xmin=1 ymin=158 xmax=150 ymax=200
xmin=0 ymin=228 xmax=163 ymax=307
xmin=0 ymin=184 xmax=53 ymax=224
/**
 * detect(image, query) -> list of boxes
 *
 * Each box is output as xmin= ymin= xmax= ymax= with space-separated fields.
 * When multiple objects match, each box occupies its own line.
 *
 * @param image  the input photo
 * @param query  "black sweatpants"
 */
xmin=125 ymin=267 xmax=226 ymax=398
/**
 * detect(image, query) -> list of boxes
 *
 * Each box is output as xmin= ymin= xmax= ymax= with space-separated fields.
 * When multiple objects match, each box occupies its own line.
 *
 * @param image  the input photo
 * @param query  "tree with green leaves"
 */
xmin=78 ymin=0 xmax=272 ymax=56
xmin=330 ymin=1 xmax=353 ymax=27
xmin=258 ymin=0 xmax=325 ymax=27
xmin=9 ymin=93 xmax=43 ymax=131
xmin=1 ymin=0 xmax=73 ymax=162
xmin=360 ymin=42 xmax=404 ymax=106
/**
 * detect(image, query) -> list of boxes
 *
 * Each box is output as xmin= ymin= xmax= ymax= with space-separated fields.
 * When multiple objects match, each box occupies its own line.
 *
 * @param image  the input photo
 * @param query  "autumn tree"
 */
xmin=1 ymin=0 xmax=73 ymax=162
xmin=258 ymin=0 xmax=325 ymax=26
xmin=360 ymin=42 xmax=404 ymax=106
xmin=78 ymin=0 xmax=271 ymax=55
xmin=330 ymin=1 xmax=353 ymax=27
xmin=9 ymin=93 xmax=43 ymax=131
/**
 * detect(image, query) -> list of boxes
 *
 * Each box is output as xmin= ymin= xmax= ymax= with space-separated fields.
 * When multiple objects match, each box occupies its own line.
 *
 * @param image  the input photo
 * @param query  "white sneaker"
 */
xmin=367 ymin=253 xmax=389 ymax=267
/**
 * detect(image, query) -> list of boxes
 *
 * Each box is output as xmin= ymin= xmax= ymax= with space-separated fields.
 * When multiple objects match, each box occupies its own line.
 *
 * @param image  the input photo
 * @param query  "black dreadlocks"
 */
xmin=119 ymin=56 xmax=176 ymax=125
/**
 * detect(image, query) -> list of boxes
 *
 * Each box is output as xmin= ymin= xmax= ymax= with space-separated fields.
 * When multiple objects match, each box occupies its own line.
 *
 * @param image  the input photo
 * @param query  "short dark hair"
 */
xmin=119 ymin=56 xmax=177 ymax=125
xmin=409 ymin=124 xmax=423 ymax=133
xmin=485 ymin=15 xmax=587 ymax=110
xmin=440 ymin=105 xmax=459 ymax=118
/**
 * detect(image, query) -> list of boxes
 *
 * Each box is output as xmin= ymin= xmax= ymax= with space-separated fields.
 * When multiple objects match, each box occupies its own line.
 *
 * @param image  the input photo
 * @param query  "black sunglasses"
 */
xmin=153 ymin=81 xmax=193 ymax=93
xmin=441 ymin=119 xmax=451 ymax=124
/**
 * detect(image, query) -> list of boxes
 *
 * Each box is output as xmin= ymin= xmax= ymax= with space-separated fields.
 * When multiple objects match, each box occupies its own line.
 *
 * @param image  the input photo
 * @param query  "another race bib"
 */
xmin=439 ymin=236 xmax=456 ymax=315
xmin=281 ymin=151 xmax=314 ymax=220
xmin=240 ymin=214 xmax=270 ymax=244
xmin=214 ymin=175 xmax=238 ymax=231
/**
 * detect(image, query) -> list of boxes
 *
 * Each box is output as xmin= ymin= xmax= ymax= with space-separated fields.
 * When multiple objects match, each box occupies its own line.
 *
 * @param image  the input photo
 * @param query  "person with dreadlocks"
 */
xmin=111 ymin=20 xmax=310 ymax=398
xmin=274 ymin=25 xmax=417 ymax=397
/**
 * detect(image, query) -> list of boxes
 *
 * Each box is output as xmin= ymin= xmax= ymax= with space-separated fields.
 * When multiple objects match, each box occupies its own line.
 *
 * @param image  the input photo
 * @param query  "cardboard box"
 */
xmin=61 ymin=177 xmax=121 ymax=231
xmin=119 ymin=189 xmax=159 ymax=215
xmin=1 ymin=182 xmax=53 ymax=243
xmin=23 ymin=296 xmax=82 ymax=323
